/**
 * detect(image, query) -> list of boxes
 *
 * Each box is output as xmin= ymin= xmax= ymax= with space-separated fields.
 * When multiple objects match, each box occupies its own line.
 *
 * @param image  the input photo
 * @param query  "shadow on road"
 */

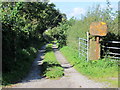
xmin=19 ymin=45 xmax=46 ymax=83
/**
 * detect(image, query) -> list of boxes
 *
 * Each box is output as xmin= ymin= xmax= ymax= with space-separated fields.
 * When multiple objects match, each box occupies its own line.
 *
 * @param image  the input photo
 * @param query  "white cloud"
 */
xmin=68 ymin=8 xmax=85 ymax=18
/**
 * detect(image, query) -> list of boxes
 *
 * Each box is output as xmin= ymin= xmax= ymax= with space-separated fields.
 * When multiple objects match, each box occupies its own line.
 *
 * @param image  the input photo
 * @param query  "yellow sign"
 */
xmin=90 ymin=22 xmax=107 ymax=36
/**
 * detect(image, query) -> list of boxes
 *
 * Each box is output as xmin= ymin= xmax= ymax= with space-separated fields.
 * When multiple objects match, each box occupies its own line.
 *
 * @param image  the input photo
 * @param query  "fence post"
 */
xmin=87 ymin=32 xmax=89 ymax=62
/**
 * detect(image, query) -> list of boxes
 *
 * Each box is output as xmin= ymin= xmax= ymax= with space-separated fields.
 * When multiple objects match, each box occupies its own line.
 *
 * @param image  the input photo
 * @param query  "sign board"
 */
xmin=90 ymin=22 xmax=107 ymax=36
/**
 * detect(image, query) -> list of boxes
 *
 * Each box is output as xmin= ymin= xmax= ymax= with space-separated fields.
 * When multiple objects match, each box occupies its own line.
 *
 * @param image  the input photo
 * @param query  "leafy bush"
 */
xmin=26 ymin=47 xmax=37 ymax=58
xmin=2 ymin=47 xmax=38 ymax=85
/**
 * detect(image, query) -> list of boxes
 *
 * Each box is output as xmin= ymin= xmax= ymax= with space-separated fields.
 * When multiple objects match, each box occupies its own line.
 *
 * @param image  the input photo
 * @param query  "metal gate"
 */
xmin=78 ymin=32 xmax=120 ymax=61
xmin=78 ymin=32 xmax=89 ymax=61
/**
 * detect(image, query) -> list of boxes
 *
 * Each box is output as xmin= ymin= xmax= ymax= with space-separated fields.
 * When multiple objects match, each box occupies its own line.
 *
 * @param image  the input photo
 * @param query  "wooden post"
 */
xmin=89 ymin=37 xmax=101 ymax=60
xmin=96 ymin=36 xmax=100 ymax=60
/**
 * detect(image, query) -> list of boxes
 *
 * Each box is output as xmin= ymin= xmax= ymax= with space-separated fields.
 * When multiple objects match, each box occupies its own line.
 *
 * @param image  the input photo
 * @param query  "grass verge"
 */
xmin=60 ymin=46 xmax=118 ymax=87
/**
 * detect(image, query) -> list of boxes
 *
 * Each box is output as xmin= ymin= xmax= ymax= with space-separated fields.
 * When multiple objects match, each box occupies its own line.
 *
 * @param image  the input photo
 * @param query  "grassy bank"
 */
xmin=41 ymin=44 xmax=64 ymax=79
xmin=60 ymin=46 xmax=118 ymax=87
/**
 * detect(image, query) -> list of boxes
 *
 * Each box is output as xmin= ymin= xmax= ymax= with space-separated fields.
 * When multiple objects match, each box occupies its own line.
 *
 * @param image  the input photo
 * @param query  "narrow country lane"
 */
xmin=9 ymin=44 xmax=109 ymax=88
xmin=2 ymin=1 xmax=118 ymax=89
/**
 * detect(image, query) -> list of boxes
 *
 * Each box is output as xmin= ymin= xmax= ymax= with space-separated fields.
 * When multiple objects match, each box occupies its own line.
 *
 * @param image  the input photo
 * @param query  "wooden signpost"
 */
xmin=89 ymin=22 xmax=107 ymax=60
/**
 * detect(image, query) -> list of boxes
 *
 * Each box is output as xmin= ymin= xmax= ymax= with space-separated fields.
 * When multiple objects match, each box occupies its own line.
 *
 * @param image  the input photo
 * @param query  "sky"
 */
xmin=49 ymin=0 xmax=119 ymax=20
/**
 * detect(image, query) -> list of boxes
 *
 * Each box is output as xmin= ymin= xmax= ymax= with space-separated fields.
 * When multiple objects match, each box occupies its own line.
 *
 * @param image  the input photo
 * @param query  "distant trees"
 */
xmin=43 ymin=17 xmax=75 ymax=48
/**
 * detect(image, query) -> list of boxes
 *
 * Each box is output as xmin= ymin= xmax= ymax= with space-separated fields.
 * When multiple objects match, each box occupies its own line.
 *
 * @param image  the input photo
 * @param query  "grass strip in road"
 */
xmin=42 ymin=44 xmax=64 ymax=79
xmin=60 ymin=46 xmax=118 ymax=87
xmin=42 ymin=51 xmax=64 ymax=79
